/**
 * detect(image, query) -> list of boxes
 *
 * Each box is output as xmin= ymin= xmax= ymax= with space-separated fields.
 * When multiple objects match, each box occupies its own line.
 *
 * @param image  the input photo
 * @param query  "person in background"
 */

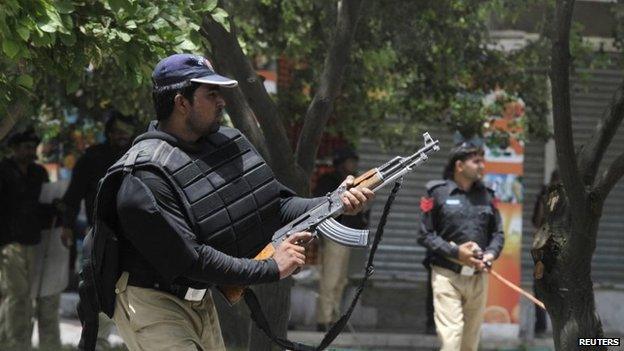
xmin=61 ymin=109 xmax=136 ymax=350
xmin=314 ymin=147 xmax=370 ymax=332
xmin=0 ymin=130 xmax=61 ymax=351
xmin=61 ymin=109 xmax=136 ymax=247
xmin=417 ymin=141 xmax=505 ymax=351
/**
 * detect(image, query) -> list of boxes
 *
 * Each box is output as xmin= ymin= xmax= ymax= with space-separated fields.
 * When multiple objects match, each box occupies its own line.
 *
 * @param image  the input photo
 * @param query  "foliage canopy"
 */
xmin=0 ymin=0 xmax=222 ymax=143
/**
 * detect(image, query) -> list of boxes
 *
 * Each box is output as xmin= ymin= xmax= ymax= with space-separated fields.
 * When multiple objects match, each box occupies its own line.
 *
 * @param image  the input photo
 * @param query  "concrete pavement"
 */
xmin=46 ymin=319 xmax=555 ymax=350
xmin=53 ymin=292 xmax=555 ymax=350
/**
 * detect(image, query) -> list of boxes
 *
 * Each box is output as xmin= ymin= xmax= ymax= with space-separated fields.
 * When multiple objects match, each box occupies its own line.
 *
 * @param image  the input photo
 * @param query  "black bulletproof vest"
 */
xmin=108 ymin=127 xmax=283 ymax=258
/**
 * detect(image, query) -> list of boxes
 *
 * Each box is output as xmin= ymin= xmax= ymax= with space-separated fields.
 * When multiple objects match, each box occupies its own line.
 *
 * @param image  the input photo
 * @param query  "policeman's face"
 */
xmin=457 ymin=154 xmax=485 ymax=181
xmin=187 ymin=85 xmax=225 ymax=135
xmin=340 ymin=158 xmax=358 ymax=175
xmin=107 ymin=120 xmax=134 ymax=150
xmin=12 ymin=141 xmax=37 ymax=164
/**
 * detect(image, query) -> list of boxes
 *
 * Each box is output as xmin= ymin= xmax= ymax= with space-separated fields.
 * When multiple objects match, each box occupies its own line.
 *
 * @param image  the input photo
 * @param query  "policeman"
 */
xmin=417 ymin=141 xmax=504 ymax=351
xmin=314 ymin=147 xmax=370 ymax=331
xmin=61 ymin=110 xmax=136 ymax=350
xmin=61 ymin=109 xmax=136 ymax=245
xmin=0 ymin=130 xmax=61 ymax=351
xmin=84 ymin=53 xmax=373 ymax=351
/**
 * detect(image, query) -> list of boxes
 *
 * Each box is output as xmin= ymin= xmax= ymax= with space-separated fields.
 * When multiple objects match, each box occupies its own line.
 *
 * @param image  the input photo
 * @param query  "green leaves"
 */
xmin=2 ymin=39 xmax=19 ymax=58
xmin=17 ymin=74 xmax=34 ymax=89
xmin=125 ymin=20 xmax=137 ymax=29
xmin=0 ymin=0 xmax=207 ymax=139
xmin=65 ymin=78 xmax=80 ymax=94
xmin=54 ymin=0 xmax=75 ymax=14
xmin=117 ymin=31 xmax=131 ymax=42
xmin=201 ymin=0 xmax=218 ymax=13
xmin=177 ymin=39 xmax=199 ymax=51
xmin=40 ymin=3 xmax=67 ymax=34
xmin=16 ymin=26 xmax=30 ymax=41
xmin=107 ymin=0 xmax=132 ymax=13
xmin=211 ymin=7 xmax=230 ymax=31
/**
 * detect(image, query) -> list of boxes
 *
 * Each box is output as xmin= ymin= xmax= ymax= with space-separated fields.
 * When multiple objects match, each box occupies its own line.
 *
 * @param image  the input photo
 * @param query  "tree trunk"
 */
xmin=248 ymin=279 xmax=295 ymax=351
xmin=213 ymin=290 xmax=251 ymax=350
xmin=533 ymin=184 xmax=605 ymax=350
xmin=202 ymin=2 xmax=363 ymax=348
xmin=247 ymin=176 xmax=309 ymax=351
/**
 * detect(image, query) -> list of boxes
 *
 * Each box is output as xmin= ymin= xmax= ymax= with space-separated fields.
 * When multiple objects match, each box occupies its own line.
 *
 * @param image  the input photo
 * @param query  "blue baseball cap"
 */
xmin=152 ymin=53 xmax=238 ymax=89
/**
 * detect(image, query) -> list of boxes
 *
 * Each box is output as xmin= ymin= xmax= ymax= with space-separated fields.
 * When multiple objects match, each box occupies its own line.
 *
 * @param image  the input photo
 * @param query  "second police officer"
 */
xmin=418 ymin=141 xmax=505 ymax=351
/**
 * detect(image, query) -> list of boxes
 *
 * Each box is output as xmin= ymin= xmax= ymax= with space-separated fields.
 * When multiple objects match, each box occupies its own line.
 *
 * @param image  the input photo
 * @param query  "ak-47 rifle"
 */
xmin=219 ymin=132 xmax=440 ymax=304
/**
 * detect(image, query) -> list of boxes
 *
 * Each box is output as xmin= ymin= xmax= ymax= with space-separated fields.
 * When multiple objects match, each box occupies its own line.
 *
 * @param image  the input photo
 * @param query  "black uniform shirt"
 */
xmin=115 ymin=136 xmax=324 ymax=287
xmin=0 ymin=158 xmax=51 ymax=245
xmin=418 ymin=179 xmax=505 ymax=260
xmin=63 ymin=143 xmax=126 ymax=228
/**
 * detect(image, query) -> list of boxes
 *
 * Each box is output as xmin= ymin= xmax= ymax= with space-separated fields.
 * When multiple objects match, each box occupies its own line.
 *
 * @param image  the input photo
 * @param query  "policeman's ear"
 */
xmin=173 ymin=93 xmax=191 ymax=114
xmin=455 ymin=159 xmax=464 ymax=173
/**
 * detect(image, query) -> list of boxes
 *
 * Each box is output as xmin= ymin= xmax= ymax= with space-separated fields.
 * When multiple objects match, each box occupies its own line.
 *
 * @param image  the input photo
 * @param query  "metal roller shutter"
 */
xmin=571 ymin=69 xmax=624 ymax=286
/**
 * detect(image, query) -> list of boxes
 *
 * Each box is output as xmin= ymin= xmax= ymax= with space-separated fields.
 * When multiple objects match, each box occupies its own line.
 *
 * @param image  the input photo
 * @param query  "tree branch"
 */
xmin=201 ymin=15 xmax=299 ymax=184
xmin=594 ymin=151 xmax=624 ymax=201
xmin=220 ymin=87 xmax=270 ymax=162
xmin=296 ymin=0 xmax=365 ymax=175
xmin=550 ymin=0 xmax=586 ymax=211
xmin=578 ymin=81 xmax=624 ymax=186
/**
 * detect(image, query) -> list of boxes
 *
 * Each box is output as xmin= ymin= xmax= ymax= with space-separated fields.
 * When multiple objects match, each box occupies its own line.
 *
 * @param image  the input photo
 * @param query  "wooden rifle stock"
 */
xmin=218 ymin=243 xmax=276 ymax=304
xmin=352 ymin=168 xmax=383 ymax=190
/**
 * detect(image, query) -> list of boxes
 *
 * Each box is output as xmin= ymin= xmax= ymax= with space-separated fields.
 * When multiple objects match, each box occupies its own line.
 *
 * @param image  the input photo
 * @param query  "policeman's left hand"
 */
xmin=479 ymin=252 xmax=495 ymax=272
xmin=340 ymin=175 xmax=375 ymax=215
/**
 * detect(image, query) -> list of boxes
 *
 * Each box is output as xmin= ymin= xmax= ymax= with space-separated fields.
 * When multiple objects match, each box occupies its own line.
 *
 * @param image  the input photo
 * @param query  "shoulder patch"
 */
xmin=484 ymin=187 xmax=500 ymax=208
xmin=426 ymin=180 xmax=447 ymax=191
xmin=491 ymin=197 xmax=500 ymax=209
xmin=420 ymin=196 xmax=434 ymax=213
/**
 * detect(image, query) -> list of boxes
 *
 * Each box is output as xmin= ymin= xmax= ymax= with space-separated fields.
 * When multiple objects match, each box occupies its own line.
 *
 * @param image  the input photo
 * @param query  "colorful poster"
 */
xmin=481 ymin=90 xmax=525 ymax=335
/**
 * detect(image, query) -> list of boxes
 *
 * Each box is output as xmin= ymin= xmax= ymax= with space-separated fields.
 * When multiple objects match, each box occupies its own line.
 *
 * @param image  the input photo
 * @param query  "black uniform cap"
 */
xmin=443 ymin=140 xmax=484 ymax=179
xmin=333 ymin=147 xmax=359 ymax=166
xmin=7 ymin=129 xmax=40 ymax=147
xmin=449 ymin=141 xmax=484 ymax=159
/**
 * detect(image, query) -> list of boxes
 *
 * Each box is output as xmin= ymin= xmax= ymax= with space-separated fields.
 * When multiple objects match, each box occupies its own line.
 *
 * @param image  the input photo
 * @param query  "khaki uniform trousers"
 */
xmin=113 ymin=272 xmax=225 ymax=351
xmin=431 ymin=265 xmax=488 ymax=351
xmin=0 ymin=243 xmax=61 ymax=351
xmin=316 ymin=239 xmax=350 ymax=325
xmin=95 ymin=312 xmax=115 ymax=350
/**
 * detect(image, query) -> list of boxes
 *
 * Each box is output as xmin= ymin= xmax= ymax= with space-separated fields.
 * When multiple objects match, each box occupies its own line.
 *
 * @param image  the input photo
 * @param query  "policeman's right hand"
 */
xmin=273 ymin=231 xmax=312 ymax=279
xmin=457 ymin=241 xmax=482 ymax=268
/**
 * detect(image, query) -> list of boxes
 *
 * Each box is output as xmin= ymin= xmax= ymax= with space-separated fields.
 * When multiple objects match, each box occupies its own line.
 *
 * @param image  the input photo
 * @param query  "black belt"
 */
xmin=126 ymin=274 xmax=208 ymax=302
xmin=430 ymin=256 xmax=480 ymax=275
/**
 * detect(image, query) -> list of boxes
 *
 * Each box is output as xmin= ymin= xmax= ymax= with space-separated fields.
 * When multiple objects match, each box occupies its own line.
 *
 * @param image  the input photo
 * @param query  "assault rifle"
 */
xmin=219 ymin=132 xmax=440 ymax=304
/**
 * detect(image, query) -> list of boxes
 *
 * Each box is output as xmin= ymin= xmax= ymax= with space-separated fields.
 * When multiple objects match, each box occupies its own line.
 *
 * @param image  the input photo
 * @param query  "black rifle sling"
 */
xmin=243 ymin=179 xmax=404 ymax=351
